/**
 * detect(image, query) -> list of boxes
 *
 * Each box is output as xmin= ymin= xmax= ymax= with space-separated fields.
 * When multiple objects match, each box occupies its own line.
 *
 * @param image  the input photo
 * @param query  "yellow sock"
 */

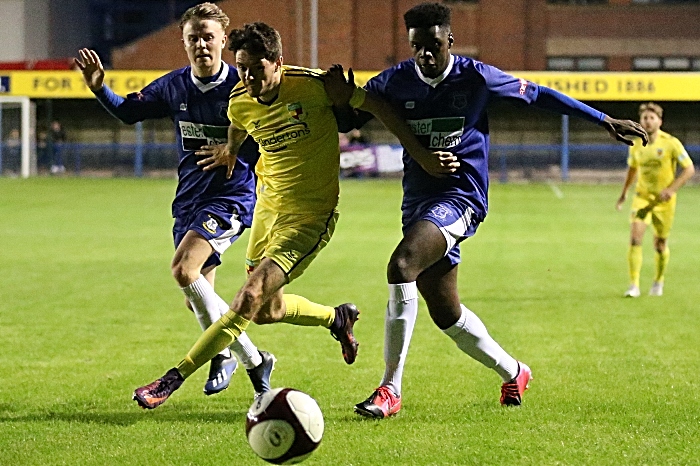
xmin=654 ymin=247 xmax=670 ymax=282
xmin=281 ymin=294 xmax=334 ymax=328
xmin=176 ymin=311 xmax=250 ymax=379
xmin=628 ymin=245 xmax=642 ymax=287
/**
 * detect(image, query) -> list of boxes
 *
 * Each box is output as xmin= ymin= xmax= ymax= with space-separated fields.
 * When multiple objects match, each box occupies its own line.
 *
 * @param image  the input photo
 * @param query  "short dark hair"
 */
xmin=228 ymin=22 xmax=282 ymax=62
xmin=403 ymin=3 xmax=451 ymax=30
xmin=179 ymin=2 xmax=229 ymax=30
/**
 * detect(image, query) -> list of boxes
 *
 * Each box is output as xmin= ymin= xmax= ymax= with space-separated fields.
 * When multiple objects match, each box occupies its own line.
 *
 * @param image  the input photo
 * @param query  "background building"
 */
xmin=1 ymin=0 xmax=699 ymax=178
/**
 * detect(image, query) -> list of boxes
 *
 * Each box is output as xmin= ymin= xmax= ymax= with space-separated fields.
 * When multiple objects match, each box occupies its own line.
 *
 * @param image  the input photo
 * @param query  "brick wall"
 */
xmin=112 ymin=0 xmax=700 ymax=72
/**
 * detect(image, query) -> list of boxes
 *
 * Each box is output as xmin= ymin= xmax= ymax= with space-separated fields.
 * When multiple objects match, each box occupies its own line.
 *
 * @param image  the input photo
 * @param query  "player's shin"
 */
xmin=628 ymin=245 xmax=643 ymax=287
xmin=443 ymin=305 xmax=518 ymax=382
xmin=176 ymin=311 xmax=250 ymax=378
xmin=216 ymin=295 xmax=262 ymax=369
xmin=654 ymin=247 xmax=670 ymax=282
xmin=281 ymin=294 xmax=334 ymax=327
xmin=380 ymin=283 xmax=418 ymax=396
xmin=182 ymin=275 xmax=232 ymax=358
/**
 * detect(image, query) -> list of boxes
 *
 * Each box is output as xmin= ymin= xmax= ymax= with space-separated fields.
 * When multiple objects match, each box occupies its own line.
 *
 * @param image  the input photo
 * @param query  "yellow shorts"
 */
xmin=630 ymin=194 xmax=676 ymax=239
xmin=246 ymin=204 xmax=338 ymax=282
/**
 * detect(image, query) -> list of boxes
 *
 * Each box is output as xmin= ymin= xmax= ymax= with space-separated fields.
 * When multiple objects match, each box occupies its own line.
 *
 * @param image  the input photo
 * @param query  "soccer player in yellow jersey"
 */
xmin=133 ymin=22 xmax=458 ymax=409
xmin=616 ymin=102 xmax=695 ymax=297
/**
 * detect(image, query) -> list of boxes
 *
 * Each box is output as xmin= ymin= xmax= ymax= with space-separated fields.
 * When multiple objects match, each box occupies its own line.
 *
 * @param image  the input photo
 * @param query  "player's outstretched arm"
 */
xmin=75 ymin=48 xmax=105 ymax=92
xmin=533 ymin=86 xmax=648 ymax=146
xmin=600 ymin=116 xmax=649 ymax=147
xmin=197 ymin=125 xmax=248 ymax=178
xmin=323 ymin=64 xmax=458 ymax=178
xmin=74 ymin=48 xmax=168 ymax=124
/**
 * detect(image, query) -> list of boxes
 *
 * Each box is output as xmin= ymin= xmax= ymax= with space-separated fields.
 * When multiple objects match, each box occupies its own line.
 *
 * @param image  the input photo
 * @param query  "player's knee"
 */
xmin=171 ymin=262 xmax=198 ymax=287
xmin=236 ymin=287 xmax=265 ymax=314
xmin=250 ymin=311 xmax=273 ymax=325
xmin=427 ymin=305 xmax=460 ymax=330
xmin=387 ymin=254 xmax=419 ymax=283
xmin=654 ymin=238 xmax=667 ymax=252
xmin=630 ymin=237 xmax=643 ymax=247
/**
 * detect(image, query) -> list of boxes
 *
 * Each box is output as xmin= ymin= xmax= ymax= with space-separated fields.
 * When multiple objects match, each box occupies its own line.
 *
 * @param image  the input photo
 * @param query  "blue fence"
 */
xmin=1 ymin=140 xmax=698 ymax=180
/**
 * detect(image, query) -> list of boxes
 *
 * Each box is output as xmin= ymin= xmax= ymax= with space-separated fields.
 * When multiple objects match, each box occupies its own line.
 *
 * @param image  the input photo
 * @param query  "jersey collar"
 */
xmin=414 ymin=54 xmax=454 ymax=88
xmin=190 ymin=62 xmax=229 ymax=93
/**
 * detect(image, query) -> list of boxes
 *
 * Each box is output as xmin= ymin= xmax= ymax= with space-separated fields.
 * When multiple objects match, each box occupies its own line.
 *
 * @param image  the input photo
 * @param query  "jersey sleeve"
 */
xmin=94 ymin=78 xmax=170 ymax=124
xmin=227 ymin=99 xmax=245 ymax=130
xmin=627 ymin=145 xmax=638 ymax=168
xmin=671 ymin=137 xmax=693 ymax=168
xmin=352 ymin=71 xmax=390 ymax=129
xmin=474 ymin=62 xmax=539 ymax=103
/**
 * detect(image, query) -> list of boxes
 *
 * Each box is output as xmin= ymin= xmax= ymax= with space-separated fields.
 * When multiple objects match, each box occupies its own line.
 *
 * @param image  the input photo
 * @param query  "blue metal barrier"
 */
xmin=6 ymin=141 xmax=697 ymax=179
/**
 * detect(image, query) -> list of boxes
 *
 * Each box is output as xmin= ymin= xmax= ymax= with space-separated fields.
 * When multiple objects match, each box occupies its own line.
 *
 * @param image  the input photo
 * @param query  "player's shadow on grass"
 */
xmin=0 ymin=402 xmax=247 ymax=426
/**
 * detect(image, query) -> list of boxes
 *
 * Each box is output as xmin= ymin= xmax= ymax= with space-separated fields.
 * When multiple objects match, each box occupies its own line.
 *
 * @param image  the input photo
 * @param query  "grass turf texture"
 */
xmin=1 ymin=178 xmax=698 ymax=465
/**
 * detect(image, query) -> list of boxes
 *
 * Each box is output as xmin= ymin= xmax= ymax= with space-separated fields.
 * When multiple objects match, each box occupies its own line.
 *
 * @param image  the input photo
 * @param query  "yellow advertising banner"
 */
xmin=352 ymin=71 xmax=700 ymax=101
xmin=1 ymin=69 xmax=700 ymax=101
xmin=0 ymin=70 xmax=166 ymax=98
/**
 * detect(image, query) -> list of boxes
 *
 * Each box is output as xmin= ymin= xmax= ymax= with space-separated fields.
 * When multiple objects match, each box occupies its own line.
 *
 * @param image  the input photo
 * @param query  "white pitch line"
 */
xmin=547 ymin=181 xmax=564 ymax=199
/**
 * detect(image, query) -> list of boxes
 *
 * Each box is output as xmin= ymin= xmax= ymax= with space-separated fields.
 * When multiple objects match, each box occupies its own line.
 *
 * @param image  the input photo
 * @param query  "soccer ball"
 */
xmin=246 ymin=388 xmax=324 ymax=464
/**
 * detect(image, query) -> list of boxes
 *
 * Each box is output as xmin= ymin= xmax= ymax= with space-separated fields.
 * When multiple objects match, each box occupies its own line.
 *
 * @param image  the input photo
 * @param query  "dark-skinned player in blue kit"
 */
xmin=327 ymin=2 xmax=648 ymax=418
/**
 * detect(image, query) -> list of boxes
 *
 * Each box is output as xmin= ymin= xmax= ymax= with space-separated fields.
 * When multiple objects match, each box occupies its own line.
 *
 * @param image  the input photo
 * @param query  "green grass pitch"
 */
xmin=1 ymin=177 xmax=698 ymax=465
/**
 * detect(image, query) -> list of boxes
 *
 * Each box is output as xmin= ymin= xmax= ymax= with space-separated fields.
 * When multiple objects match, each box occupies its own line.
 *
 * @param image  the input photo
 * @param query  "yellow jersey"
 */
xmin=228 ymin=66 xmax=341 ymax=214
xmin=628 ymin=130 xmax=693 ymax=199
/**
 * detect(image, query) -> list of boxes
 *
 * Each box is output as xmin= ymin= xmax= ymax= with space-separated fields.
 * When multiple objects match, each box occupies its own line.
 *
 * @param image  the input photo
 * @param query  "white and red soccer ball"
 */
xmin=246 ymin=388 xmax=324 ymax=464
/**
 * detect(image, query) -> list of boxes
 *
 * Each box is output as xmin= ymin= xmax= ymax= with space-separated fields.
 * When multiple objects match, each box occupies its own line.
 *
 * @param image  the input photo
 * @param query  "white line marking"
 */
xmin=547 ymin=181 xmax=564 ymax=199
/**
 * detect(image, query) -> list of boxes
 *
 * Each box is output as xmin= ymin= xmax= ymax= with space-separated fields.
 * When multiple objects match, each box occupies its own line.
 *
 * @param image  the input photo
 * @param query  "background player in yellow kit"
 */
xmin=132 ymin=22 xmax=457 ymax=409
xmin=616 ymin=102 xmax=695 ymax=297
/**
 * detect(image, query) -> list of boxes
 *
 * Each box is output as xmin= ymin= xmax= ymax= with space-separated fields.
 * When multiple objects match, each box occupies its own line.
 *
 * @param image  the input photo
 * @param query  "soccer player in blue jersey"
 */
xmin=74 ymin=3 xmax=275 ymax=398
xmin=334 ymin=2 xmax=648 ymax=418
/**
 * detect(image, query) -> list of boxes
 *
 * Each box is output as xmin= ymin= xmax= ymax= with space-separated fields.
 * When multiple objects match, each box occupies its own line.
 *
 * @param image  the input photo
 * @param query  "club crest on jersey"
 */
xmin=218 ymin=102 xmax=228 ymax=119
xmin=430 ymin=205 xmax=452 ymax=220
xmin=518 ymin=78 xmax=529 ymax=96
xmin=203 ymin=216 xmax=219 ymax=234
xmin=287 ymin=102 xmax=305 ymax=121
xmin=179 ymin=103 xmax=187 ymax=111
xmin=656 ymin=148 xmax=663 ymax=157
xmin=405 ymin=101 xmax=415 ymax=109
xmin=451 ymin=93 xmax=468 ymax=109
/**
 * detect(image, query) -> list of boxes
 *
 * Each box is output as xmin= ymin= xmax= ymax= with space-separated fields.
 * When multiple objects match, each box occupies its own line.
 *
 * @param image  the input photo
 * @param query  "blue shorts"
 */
xmin=402 ymin=198 xmax=480 ymax=266
xmin=173 ymin=203 xmax=245 ymax=269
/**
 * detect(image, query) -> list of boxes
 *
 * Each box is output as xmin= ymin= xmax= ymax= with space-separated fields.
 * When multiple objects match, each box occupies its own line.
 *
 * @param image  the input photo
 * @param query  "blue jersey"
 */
xmin=362 ymin=55 xmax=540 ymax=221
xmin=95 ymin=63 xmax=257 ymax=226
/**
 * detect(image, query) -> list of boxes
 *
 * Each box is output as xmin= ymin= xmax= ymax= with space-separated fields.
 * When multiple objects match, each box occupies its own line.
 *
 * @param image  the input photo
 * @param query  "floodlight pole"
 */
xmin=0 ymin=102 xmax=3 ymax=175
xmin=310 ymin=0 xmax=318 ymax=68
xmin=561 ymin=114 xmax=569 ymax=182
xmin=135 ymin=121 xmax=143 ymax=177
xmin=296 ymin=0 xmax=304 ymax=65
xmin=21 ymin=97 xmax=31 ymax=178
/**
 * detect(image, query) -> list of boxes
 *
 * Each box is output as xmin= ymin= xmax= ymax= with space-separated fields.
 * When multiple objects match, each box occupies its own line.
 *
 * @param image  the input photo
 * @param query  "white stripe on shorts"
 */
xmin=438 ymin=206 xmax=474 ymax=256
xmin=208 ymin=214 xmax=243 ymax=254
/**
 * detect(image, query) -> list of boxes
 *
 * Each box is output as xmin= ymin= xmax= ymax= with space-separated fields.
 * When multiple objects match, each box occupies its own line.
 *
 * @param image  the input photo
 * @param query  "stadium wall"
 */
xmin=111 ymin=0 xmax=700 ymax=72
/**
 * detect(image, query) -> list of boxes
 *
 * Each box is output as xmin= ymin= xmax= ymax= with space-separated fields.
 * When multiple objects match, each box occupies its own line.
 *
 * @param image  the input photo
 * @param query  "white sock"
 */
xmin=443 ymin=304 xmax=519 ymax=382
xmin=380 ymin=282 xmax=419 ymax=397
xmin=216 ymin=295 xmax=262 ymax=369
xmin=182 ymin=275 xmax=231 ymax=358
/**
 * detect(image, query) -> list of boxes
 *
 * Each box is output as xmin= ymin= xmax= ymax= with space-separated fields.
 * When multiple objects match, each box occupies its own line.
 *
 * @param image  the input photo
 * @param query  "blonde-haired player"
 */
xmin=616 ymin=102 xmax=695 ymax=297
